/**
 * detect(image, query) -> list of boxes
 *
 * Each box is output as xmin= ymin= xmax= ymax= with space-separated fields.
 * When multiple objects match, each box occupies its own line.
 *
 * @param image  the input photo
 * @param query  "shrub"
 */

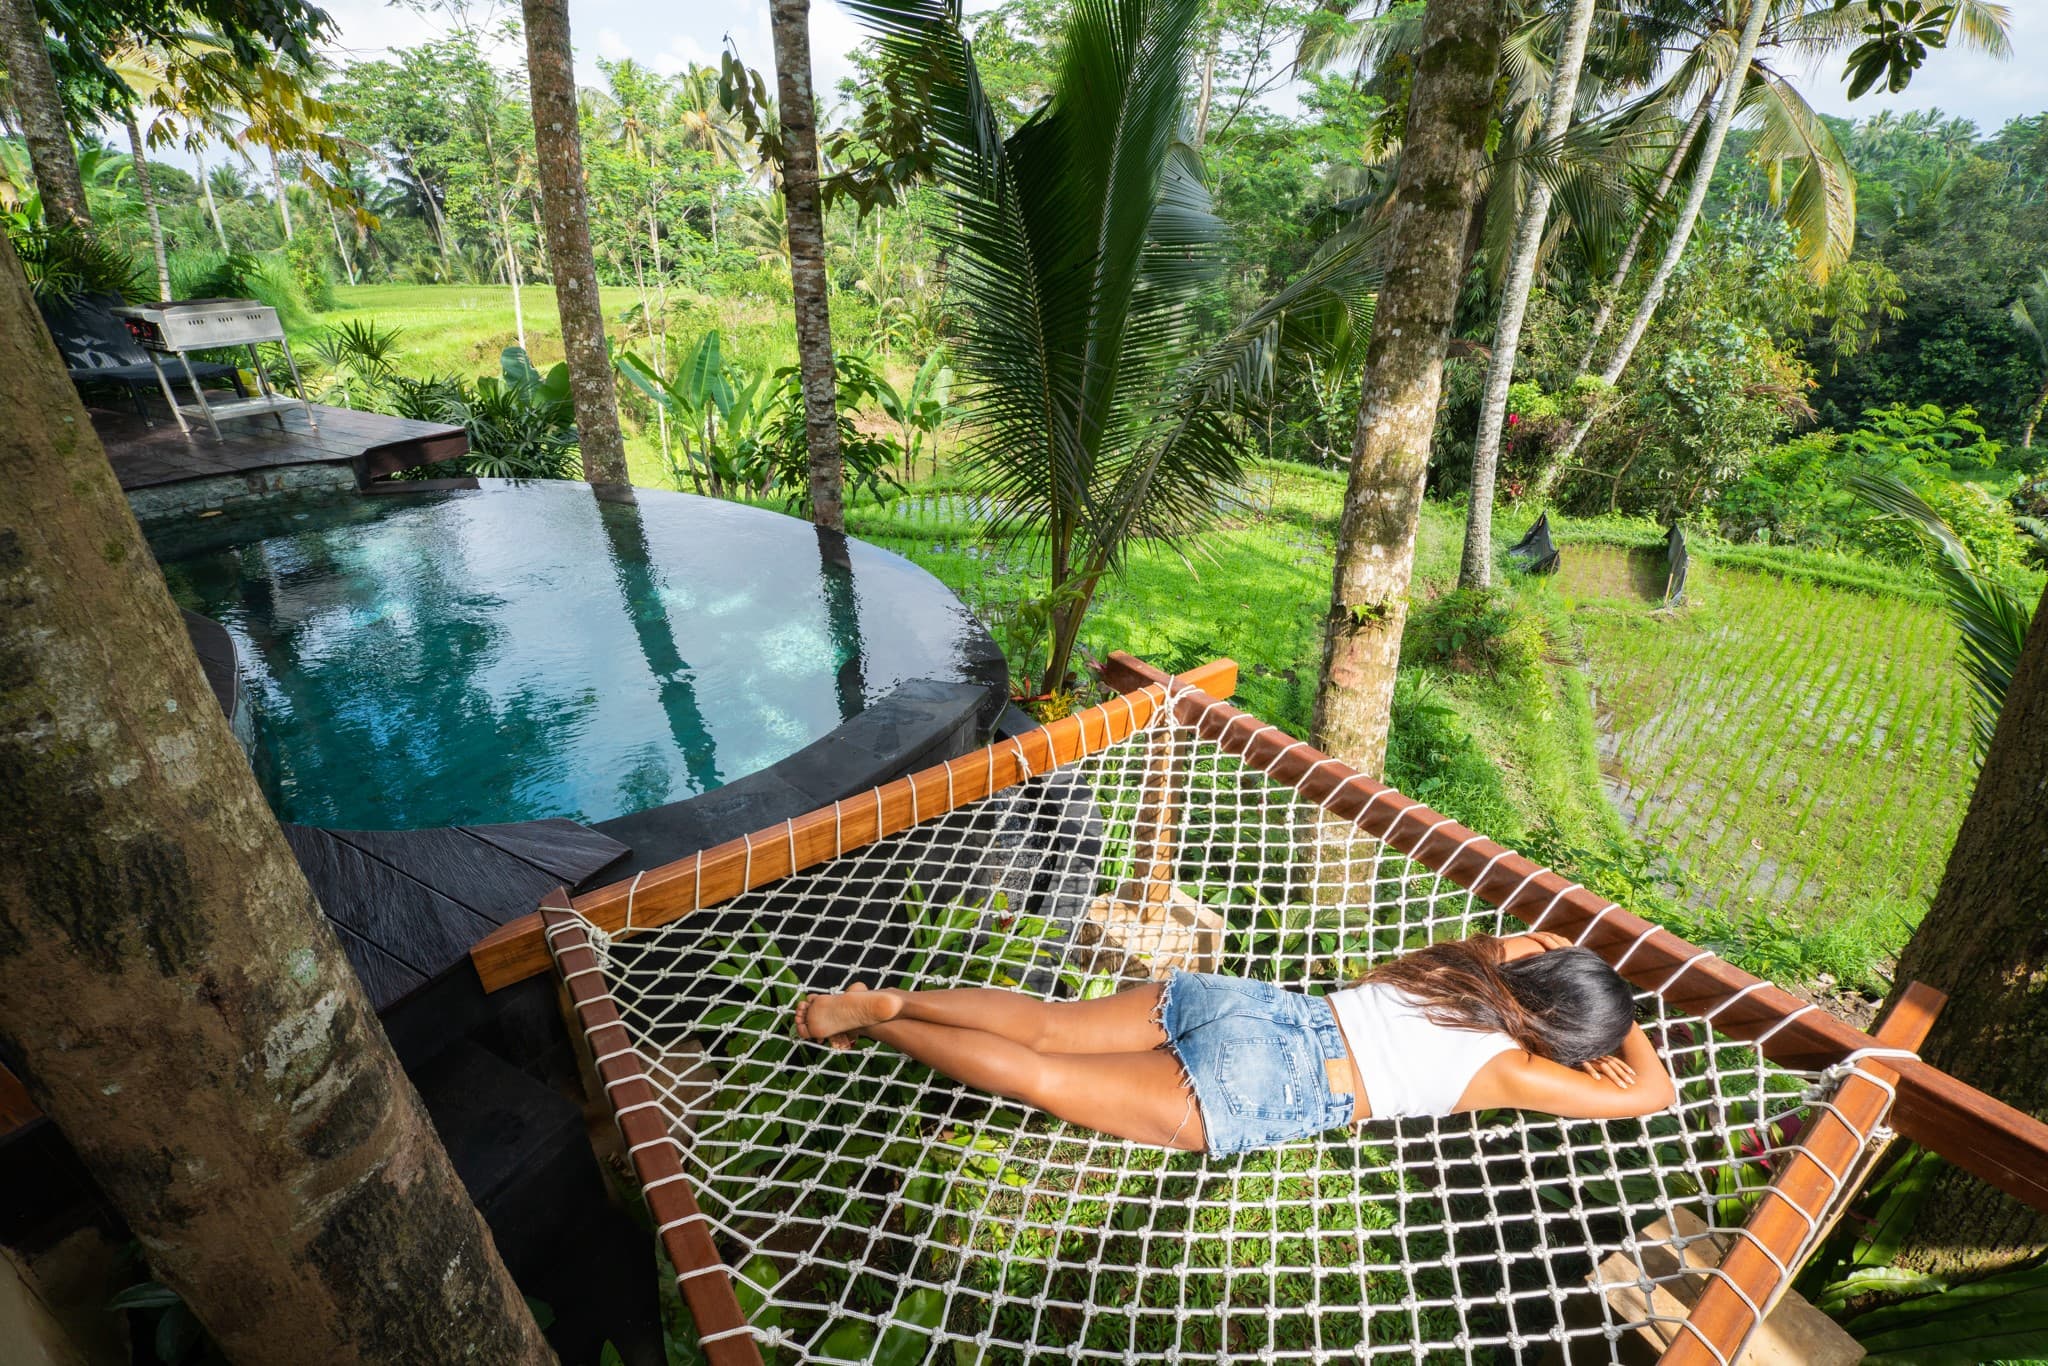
xmin=387 ymin=347 xmax=580 ymax=480
xmin=9 ymin=223 xmax=145 ymax=304
xmin=283 ymin=234 xmax=334 ymax=310
xmin=1401 ymin=588 xmax=1545 ymax=679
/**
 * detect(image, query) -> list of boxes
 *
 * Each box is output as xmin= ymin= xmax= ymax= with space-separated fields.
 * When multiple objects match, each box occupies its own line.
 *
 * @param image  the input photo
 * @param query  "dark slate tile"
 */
xmin=329 ymin=827 xmax=564 ymax=928
xmin=328 ymin=920 xmax=429 ymax=1008
xmin=462 ymin=819 xmax=629 ymax=887
xmin=282 ymin=825 xmax=499 ymax=985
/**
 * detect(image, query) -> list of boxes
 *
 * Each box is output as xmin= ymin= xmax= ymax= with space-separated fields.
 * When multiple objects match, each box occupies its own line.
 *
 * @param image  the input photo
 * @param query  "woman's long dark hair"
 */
xmin=1362 ymin=936 xmax=1637 ymax=1068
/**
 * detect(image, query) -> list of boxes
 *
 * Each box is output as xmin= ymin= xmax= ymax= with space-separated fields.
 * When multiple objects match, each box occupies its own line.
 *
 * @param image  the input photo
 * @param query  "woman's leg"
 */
xmin=800 ymin=982 xmax=1166 ymax=1054
xmin=860 ymin=1016 xmax=1205 ymax=1151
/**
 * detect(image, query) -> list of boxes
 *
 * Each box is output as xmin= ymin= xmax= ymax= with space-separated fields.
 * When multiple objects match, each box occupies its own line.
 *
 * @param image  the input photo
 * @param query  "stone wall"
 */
xmin=125 ymin=462 xmax=358 ymax=525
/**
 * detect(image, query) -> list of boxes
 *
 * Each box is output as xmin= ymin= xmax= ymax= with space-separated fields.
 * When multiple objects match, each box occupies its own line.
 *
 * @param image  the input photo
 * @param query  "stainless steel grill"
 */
xmin=111 ymin=298 xmax=316 ymax=440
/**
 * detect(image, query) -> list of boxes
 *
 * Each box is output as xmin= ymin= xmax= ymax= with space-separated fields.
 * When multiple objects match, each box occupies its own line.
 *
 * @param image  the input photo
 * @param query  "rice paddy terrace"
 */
xmin=1554 ymin=543 xmax=1976 ymax=957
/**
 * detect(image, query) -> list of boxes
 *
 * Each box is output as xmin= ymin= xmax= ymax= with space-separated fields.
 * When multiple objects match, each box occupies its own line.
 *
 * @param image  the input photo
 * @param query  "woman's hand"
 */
xmin=1498 ymin=930 xmax=1576 ymax=961
xmin=1580 ymin=1054 xmax=1637 ymax=1089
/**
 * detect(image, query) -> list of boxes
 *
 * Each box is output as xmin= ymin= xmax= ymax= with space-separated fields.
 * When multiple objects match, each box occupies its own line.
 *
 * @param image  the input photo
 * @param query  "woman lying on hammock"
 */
xmin=795 ymin=932 xmax=1676 ymax=1156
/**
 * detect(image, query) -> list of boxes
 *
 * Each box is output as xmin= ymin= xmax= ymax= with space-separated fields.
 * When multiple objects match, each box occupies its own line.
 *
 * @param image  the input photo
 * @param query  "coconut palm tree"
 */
xmin=2011 ymin=266 xmax=2048 ymax=450
xmin=1459 ymin=0 xmax=1599 ymax=590
xmin=767 ymin=0 xmax=846 ymax=530
xmin=522 ymin=0 xmax=630 ymax=488
xmin=849 ymin=0 xmax=1382 ymax=696
xmin=1551 ymin=0 xmax=2012 ymax=471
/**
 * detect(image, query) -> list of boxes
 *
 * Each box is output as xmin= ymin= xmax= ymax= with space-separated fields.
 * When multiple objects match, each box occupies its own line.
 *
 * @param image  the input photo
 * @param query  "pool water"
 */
xmin=156 ymin=482 xmax=992 ymax=830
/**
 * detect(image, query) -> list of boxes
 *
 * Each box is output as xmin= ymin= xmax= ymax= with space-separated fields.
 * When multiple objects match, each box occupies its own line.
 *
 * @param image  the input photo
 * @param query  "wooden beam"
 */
xmin=541 ymin=891 xmax=762 ymax=1366
xmin=1146 ymin=679 xmax=2048 ymax=1215
xmin=0 ymin=1062 xmax=41 ymax=1138
xmin=471 ymin=663 xmax=1242 ymax=993
xmin=1098 ymin=652 xmax=1238 ymax=700
xmin=1660 ymin=982 xmax=1944 ymax=1366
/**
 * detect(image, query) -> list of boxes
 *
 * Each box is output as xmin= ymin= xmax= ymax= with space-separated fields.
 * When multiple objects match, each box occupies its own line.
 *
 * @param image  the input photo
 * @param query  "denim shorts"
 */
xmin=1156 ymin=971 xmax=1355 ymax=1157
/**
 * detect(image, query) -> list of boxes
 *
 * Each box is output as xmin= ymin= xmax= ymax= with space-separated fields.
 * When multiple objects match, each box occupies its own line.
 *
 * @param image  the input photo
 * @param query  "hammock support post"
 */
xmin=1661 ymin=981 xmax=1943 ymax=1366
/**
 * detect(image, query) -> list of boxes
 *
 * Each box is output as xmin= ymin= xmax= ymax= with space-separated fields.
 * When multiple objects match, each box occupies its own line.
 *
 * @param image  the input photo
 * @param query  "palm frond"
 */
xmin=1848 ymin=472 xmax=2032 ymax=757
xmin=1745 ymin=67 xmax=1856 ymax=281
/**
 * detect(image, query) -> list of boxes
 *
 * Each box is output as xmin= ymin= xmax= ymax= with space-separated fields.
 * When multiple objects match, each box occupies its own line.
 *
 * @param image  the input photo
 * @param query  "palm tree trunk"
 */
xmin=326 ymin=203 xmax=360 ymax=286
xmin=402 ymin=143 xmax=456 ymax=278
xmin=522 ymin=0 xmax=631 ymax=488
xmin=769 ymin=0 xmax=847 ymax=532
xmin=0 ymin=0 xmax=89 ymax=229
xmin=1546 ymin=0 xmax=1768 ymax=476
xmin=1879 ymin=585 xmax=2048 ymax=1277
xmin=0 ymin=230 xmax=554 ymax=1366
xmin=197 ymin=148 xmax=230 ymax=251
xmin=1458 ymin=0 xmax=1598 ymax=590
xmin=495 ymin=201 xmax=527 ymax=351
xmin=1573 ymin=88 xmax=1714 ymax=376
xmin=1310 ymin=0 xmax=1503 ymax=777
xmin=1192 ymin=37 xmax=1219 ymax=148
xmin=2023 ymin=373 xmax=2047 ymax=448
xmin=125 ymin=115 xmax=173 ymax=302
xmin=268 ymin=146 xmax=295 ymax=241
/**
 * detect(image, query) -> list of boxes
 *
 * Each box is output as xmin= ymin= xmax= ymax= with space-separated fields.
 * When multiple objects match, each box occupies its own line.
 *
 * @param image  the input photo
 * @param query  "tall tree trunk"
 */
xmin=402 ymin=143 xmax=456 ymax=279
xmin=768 ymin=0 xmax=847 ymax=532
xmin=125 ymin=115 xmax=173 ymax=301
xmin=1192 ymin=37 xmax=1218 ymax=148
xmin=327 ymin=203 xmax=359 ymax=287
xmin=499 ymin=204 xmax=528 ymax=351
xmin=522 ymin=0 xmax=631 ymax=488
xmin=1879 ymin=586 xmax=2048 ymax=1278
xmin=0 ymin=0 xmax=88 ymax=228
xmin=197 ymin=147 xmax=230 ymax=251
xmin=1547 ymin=0 xmax=1767 ymax=475
xmin=269 ymin=146 xmax=296 ymax=241
xmin=1458 ymin=0 xmax=1598 ymax=591
xmin=0 ymin=232 xmax=554 ymax=1366
xmin=1573 ymin=88 xmax=1714 ymax=375
xmin=2022 ymin=371 xmax=2046 ymax=448
xmin=1309 ymin=0 xmax=1502 ymax=777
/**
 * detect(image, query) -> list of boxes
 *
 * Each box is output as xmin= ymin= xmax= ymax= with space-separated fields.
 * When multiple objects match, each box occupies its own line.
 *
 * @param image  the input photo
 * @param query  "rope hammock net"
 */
xmin=525 ymin=663 xmax=1926 ymax=1366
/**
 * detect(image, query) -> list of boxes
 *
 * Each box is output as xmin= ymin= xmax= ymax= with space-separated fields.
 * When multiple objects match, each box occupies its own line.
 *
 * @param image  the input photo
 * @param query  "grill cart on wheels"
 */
xmin=111 ymin=299 xmax=317 ymax=441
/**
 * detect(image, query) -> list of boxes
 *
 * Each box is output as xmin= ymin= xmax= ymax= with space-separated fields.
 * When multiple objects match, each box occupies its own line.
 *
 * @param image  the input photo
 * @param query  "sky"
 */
xmin=304 ymin=0 xmax=2048 ymax=136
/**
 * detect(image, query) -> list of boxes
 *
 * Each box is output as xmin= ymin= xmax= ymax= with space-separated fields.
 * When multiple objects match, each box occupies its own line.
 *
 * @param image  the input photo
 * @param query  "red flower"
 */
xmin=1507 ymin=412 xmax=1520 ymax=426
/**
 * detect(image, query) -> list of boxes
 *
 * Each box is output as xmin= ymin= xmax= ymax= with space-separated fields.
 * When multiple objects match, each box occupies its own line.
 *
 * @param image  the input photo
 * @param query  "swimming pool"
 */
xmin=156 ymin=482 xmax=999 ymax=830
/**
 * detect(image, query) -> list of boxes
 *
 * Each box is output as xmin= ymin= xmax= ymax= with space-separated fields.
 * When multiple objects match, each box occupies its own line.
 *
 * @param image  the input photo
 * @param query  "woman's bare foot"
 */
xmin=795 ymin=983 xmax=902 ymax=1048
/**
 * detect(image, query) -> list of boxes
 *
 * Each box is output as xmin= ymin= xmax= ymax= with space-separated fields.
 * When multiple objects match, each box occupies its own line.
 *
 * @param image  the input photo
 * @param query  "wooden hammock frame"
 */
xmin=473 ymin=653 xmax=2048 ymax=1366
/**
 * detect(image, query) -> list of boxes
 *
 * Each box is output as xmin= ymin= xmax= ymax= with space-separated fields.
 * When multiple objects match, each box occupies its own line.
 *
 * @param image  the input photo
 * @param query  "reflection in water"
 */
xmin=816 ymin=525 xmax=867 ymax=719
xmin=594 ymin=486 xmax=723 ymax=796
xmin=154 ymin=482 xmax=986 ymax=830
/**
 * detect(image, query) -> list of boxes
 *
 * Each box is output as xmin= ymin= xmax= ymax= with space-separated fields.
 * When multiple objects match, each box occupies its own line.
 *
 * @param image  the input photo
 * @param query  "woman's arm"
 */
xmin=1477 ymin=1024 xmax=1677 ymax=1119
xmin=1495 ymin=930 xmax=1575 ymax=962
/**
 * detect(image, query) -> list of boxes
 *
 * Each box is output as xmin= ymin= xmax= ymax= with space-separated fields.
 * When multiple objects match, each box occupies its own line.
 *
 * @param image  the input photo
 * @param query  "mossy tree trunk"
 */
xmin=1309 ymin=0 xmax=1502 ymax=778
xmin=0 ymin=0 xmax=90 ymax=229
xmin=0 ymin=233 xmax=554 ymax=1366
xmin=769 ymin=0 xmax=847 ymax=532
xmin=522 ymin=0 xmax=631 ymax=489
xmin=1880 ymin=585 xmax=2048 ymax=1278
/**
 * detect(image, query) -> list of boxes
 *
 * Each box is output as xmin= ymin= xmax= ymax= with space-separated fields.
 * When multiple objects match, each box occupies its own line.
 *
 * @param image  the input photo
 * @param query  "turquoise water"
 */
xmin=156 ymin=483 xmax=989 ymax=830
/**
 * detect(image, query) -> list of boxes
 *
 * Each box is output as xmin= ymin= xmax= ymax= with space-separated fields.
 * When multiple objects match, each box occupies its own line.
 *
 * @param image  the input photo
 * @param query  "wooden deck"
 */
xmin=94 ymin=398 xmax=467 ymax=492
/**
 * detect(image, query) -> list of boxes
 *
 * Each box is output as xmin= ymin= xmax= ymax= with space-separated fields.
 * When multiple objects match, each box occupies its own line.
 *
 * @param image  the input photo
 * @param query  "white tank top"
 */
xmin=1326 ymin=981 xmax=1520 ymax=1120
